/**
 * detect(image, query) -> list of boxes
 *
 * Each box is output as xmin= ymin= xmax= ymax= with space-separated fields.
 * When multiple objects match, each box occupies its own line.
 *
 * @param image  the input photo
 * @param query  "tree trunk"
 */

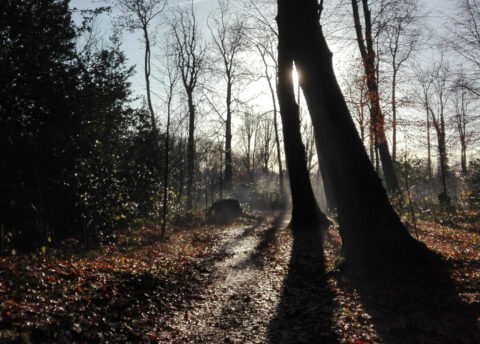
xmin=161 ymin=89 xmax=172 ymax=238
xmin=186 ymin=91 xmax=195 ymax=210
xmin=278 ymin=0 xmax=419 ymax=263
xmin=143 ymin=28 xmax=157 ymax=133
xmin=426 ymin=103 xmax=432 ymax=179
xmin=392 ymin=67 xmax=397 ymax=162
xmin=225 ymin=76 xmax=233 ymax=190
xmin=276 ymin=14 xmax=328 ymax=230
xmin=351 ymin=0 xmax=400 ymax=195
xmin=268 ymin=68 xmax=284 ymax=194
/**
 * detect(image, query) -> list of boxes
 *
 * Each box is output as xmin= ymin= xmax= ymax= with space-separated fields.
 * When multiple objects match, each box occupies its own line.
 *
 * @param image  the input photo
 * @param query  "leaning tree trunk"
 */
xmin=277 ymin=0 xmax=421 ymax=263
xmin=276 ymin=19 xmax=328 ymax=231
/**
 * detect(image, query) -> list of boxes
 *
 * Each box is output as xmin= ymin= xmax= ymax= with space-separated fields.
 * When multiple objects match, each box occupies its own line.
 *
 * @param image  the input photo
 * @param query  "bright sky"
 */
xmin=70 ymin=0 xmax=454 ymax=102
xmin=69 ymin=0 xmax=472 ymax=162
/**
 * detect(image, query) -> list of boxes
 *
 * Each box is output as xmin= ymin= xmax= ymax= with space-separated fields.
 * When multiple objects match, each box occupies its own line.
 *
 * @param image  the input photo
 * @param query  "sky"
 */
xmin=69 ymin=0 xmax=455 ymax=103
xmin=68 ymin=0 xmax=474 ymax=162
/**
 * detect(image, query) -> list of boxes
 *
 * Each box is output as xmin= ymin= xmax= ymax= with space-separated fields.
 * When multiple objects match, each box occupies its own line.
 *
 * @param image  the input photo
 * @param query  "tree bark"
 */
xmin=278 ymin=0 xmax=418 ymax=263
xmin=276 ymin=13 xmax=328 ymax=230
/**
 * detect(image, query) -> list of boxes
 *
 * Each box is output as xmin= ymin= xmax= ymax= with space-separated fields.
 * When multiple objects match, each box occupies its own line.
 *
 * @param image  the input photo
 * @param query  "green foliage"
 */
xmin=0 ymin=0 xmax=162 ymax=251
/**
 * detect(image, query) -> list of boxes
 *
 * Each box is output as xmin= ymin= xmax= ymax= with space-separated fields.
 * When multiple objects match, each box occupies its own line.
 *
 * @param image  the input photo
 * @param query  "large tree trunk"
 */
xmin=276 ymin=17 xmax=328 ymax=231
xmin=351 ymin=0 xmax=400 ymax=195
xmin=277 ymin=0 xmax=420 ymax=263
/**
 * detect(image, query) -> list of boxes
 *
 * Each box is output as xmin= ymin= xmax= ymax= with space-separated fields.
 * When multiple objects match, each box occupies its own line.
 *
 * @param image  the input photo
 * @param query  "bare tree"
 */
xmin=158 ymin=42 xmax=179 ymax=237
xmin=208 ymin=0 xmax=247 ymax=191
xmin=246 ymin=0 xmax=285 ymax=194
xmin=257 ymin=116 xmax=276 ymax=173
xmin=415 ymin=64 xmax=433 ymax=179
xmin=384 ymin=0 xmax=419 ymax=161
xmin=416 ymin=57 xmax=453 ymax=201
xmin=453 ymin=87 xmax=477 ymax=174
xmin=351 ymin=0 xmax=400 ymax=194
xmin=256 ymin=43 xmax=285 ymax=193
xmin=170 ymin=2 xmax=205 ymax=209
xmin=278 ymin=0 xmax=422 ymax=263
xmin=239 ymin=110 xmax=259 ymax=179
xmin=114 ymin=0 xmax=167 ymax=133
xmin=449 ymin=0 xmax=480 ymax=97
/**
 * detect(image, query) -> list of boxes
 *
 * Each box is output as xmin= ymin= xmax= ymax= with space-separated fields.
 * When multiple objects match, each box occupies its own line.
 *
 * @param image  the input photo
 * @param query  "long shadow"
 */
xmin=267 ymin=229 xmax=339 ymax=343
xmin=343 ymin=248 xmax=480 ymax=344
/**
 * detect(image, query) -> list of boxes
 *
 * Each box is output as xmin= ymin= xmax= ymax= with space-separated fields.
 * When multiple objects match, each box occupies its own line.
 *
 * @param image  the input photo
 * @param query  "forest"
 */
xmin=0 ymin=0 xmax=479 ymax=343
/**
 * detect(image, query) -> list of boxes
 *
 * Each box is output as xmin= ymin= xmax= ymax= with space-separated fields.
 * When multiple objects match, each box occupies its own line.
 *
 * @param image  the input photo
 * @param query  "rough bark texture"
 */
xmin=276 ymin=14 xmax=328 ymax=231
xmin=277 ymin=0 xmax=420 ymax=263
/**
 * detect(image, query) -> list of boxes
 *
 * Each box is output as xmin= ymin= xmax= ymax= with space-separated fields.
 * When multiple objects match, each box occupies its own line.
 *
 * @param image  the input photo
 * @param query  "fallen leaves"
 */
xmin=0 ymin=214 xmax=478 ymax=343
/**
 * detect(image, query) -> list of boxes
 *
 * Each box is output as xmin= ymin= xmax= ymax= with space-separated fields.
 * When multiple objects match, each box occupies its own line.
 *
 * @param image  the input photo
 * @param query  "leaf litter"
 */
xmin=0 ymin=213 xmax=479 ymax=343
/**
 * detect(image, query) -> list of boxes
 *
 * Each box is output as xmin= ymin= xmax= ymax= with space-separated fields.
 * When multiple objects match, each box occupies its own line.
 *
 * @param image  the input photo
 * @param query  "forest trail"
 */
xmin=1 ymin=213 xmax=479 ymax=343
xmin=161 ymin=213 xmax=291 ymax=343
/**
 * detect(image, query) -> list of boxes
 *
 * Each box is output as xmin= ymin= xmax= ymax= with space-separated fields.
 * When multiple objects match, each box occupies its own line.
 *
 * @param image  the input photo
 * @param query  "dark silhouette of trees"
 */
xmin=276 ymin=2 xmax=329 ymax=230
xmin=277 ymin=0 xmax=421 ymax=263
xmin=0 ymin=0 xmax=161 ymax=249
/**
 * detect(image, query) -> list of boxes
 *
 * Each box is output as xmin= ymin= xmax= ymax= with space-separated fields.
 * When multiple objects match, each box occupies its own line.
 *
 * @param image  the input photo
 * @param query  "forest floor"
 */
xmin=0 ymin=211 xmax=479 ymax=343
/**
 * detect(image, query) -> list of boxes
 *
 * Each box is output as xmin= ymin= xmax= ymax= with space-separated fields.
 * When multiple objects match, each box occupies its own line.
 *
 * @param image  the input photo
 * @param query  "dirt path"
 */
xmin=162 ymin=214 xmax=292 ymax=343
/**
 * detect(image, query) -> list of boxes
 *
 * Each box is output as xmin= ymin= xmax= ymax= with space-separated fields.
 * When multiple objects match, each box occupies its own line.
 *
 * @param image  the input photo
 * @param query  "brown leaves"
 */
xmin=0 ymin=225 xmax=220 ymax=342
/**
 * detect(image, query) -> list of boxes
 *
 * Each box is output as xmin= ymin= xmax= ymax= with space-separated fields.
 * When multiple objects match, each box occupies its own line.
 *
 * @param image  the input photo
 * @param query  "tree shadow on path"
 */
xmin=343 ymin=249 xmax=480 ymax=344
xmin=268 ymin=229 xmax=338 ymax=343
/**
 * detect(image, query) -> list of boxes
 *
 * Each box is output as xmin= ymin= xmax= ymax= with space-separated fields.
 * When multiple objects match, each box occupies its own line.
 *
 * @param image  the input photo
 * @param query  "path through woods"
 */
xmin=1 ymin=212 xmax=479 ymax=343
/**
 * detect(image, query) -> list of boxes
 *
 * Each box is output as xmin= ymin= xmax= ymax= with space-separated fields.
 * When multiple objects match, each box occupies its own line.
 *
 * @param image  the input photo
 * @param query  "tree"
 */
xmin=419 ymin=58 xmax=453 ymax=202
xmin=350 ymin=0 xmax=400 ymax=194
xmin=452 ymin=86 xmax=477 ymax=174
xmin=246 ymin=0 xmax=285 ymax=194
xmin=256 ymin=43 xmax=285 ymax=194
xmin=158 ymin=43 xmax=179 ymax=237
xmin=170 ymin=3 xmax=205 ymax=209
xmin=0 ymin=0 xmax=148 ymax=247
xmin=449 ymin=0 xmax=480 ymax=97
xmin=384 ymin=0 xmax=419 ymax=162
xmin=276 ymin=4 xmax=329 ymax=230
xmin=113 ymin=0 xmax=167 ymax=133
xmin=277 ymin=0 xmax=422 ymax=263
xmin=208 ymin=0 xmax=247 ymax=191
